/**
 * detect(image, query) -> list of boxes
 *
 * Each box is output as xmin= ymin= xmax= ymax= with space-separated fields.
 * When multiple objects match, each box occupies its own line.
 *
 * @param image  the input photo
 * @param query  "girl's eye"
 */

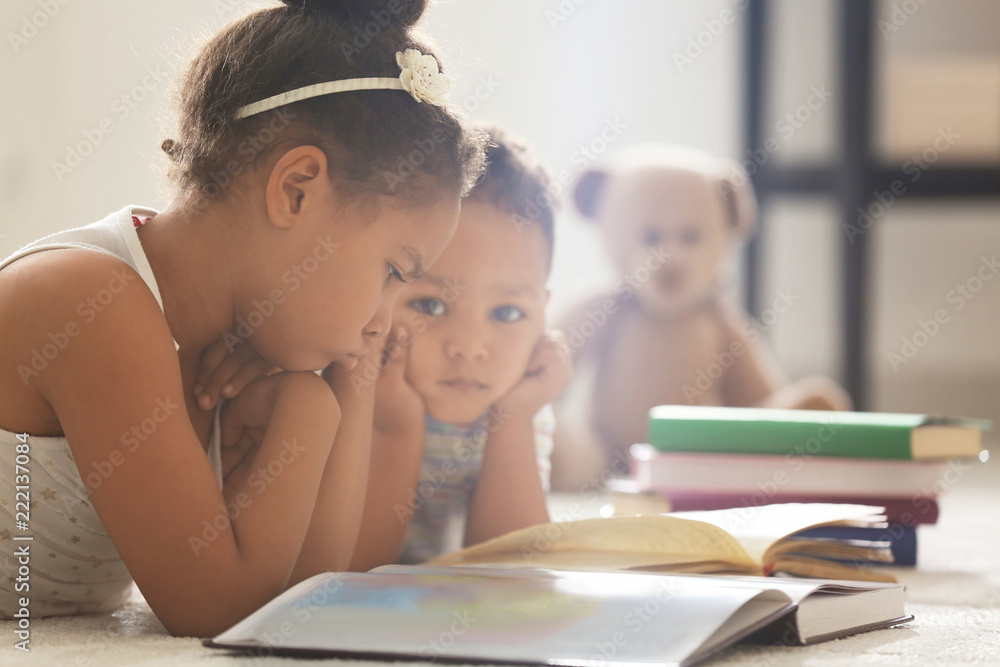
xmin=492 ymin=305 xmax=525 ymax=323
xmin=386 ymin=264 xmax=405 ymax=284
xmin=411 ymin=298 xmax=446 ymax=317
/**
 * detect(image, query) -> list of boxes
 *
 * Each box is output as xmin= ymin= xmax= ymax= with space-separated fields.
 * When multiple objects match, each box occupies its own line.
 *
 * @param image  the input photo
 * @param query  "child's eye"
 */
xmin=411 ymin=298 xmax=447 ymax=317
xmin=492 ymin=305 xmax=525 ymax=323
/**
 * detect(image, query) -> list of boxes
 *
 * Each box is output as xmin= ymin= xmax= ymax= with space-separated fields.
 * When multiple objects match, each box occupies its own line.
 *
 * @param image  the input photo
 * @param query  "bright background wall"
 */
xmin=2 ymin=0 xmax=999 ymax=426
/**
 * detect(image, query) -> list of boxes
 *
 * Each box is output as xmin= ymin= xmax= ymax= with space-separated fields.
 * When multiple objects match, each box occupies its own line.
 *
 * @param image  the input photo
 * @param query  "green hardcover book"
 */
xmin=647 ymin=405 xmax=992 ymax=460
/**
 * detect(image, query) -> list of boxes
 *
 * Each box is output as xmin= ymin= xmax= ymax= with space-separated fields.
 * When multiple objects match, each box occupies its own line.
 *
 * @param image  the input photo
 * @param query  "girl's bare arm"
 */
xmin=16 ymin=252 xmax=339 ymax=637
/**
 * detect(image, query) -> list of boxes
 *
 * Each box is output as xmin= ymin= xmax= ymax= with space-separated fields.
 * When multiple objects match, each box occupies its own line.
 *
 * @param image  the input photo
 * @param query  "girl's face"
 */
xmin=394 ymin=199 xmax=550 ymax=424
xmin=242 ymin=192 xmax=460 ymax=372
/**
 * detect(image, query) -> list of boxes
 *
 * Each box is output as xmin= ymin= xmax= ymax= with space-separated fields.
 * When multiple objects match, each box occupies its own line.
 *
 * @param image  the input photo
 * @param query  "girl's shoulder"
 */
xmin=0 ymin=248 xmax=176 ymax=430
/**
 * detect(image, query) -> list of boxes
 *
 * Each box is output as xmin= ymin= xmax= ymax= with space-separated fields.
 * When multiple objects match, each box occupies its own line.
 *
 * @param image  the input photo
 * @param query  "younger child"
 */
xmin=350 ymin=125 xmax=572 ymax=568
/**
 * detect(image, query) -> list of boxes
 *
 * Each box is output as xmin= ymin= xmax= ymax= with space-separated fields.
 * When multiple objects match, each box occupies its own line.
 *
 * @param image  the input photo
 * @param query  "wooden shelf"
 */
xmin=741 ymin=0 xmax=1000 ymax=410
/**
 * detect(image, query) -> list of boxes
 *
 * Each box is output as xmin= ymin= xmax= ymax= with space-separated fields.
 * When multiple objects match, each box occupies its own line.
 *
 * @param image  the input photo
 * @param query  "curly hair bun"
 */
xmin=280 ymin=0 xmax=427 ymax=29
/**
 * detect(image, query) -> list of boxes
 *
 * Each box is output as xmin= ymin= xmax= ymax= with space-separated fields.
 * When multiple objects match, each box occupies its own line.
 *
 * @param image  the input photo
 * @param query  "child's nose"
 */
xmin=444 ymin=320 xmax=488 ymax=361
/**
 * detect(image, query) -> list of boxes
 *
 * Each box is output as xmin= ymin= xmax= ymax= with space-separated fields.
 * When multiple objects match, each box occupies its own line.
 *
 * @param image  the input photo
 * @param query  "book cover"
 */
xmin=647 ymin=405 xmax=991 ymax=460
xmin=793 ymin=525 xmax=918 ymax=567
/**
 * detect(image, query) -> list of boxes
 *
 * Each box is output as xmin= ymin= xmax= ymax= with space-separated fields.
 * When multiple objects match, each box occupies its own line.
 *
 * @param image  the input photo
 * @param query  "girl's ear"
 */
xmin=716 ymin=159 xmax=758 ymax=238
xmin=572 ymin=169 xmax=610 ymax=221
xmin=265 ymin=145 xmax=329 ymax=229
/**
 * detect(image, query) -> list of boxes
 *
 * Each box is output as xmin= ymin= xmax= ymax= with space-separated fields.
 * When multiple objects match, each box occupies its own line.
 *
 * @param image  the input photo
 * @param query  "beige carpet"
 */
xmin=5 ymin=460 xmax=999 ymax=666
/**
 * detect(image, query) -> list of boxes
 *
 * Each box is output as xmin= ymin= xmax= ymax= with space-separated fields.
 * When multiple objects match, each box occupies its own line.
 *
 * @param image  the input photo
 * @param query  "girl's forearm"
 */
xmin=167 ymin=373 xmax=339 ymax=636
xmin=286 ymin=380 xmax=376 ymax=584
xmin=464 ymin=413 xmax=549 ymax=547
xmin=348 ymin=425 xmax=426 ymax=571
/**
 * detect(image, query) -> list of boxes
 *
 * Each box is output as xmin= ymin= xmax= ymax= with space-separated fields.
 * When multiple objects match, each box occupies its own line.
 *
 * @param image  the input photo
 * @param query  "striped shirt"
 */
xmin=399 ymin=403 xmax=555 ymax=564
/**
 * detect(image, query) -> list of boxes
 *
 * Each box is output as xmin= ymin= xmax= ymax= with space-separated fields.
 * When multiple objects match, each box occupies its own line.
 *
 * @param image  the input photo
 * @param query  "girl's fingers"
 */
xmin=195 ymin=336 xmax=236 ymax=390
xmin=198 ymin=343 xmax=257 ymax=410
xmin=219 ymin=357 xmax=276 ymax=403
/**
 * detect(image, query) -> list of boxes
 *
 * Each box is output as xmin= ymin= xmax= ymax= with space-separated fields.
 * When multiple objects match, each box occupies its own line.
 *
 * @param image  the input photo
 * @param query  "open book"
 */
xmin=205 ymin=566 xmax=911 ymax=666
xmin=429 ymin=503 xmax=898 ymax=583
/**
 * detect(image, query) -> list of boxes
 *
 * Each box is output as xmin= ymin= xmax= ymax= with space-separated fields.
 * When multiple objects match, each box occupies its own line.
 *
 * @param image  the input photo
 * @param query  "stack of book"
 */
xmin=627 ymin=405 xmax=992 ymax=567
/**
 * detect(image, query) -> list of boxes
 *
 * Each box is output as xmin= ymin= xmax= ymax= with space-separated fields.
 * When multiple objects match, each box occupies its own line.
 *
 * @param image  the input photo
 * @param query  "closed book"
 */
xmin=647 ymin=405 xmax=991 ymax=460
xmin=660 ymin=491 xmax=939 ymax=525
xmin=630 ymin=444 xmax=961 ymax=499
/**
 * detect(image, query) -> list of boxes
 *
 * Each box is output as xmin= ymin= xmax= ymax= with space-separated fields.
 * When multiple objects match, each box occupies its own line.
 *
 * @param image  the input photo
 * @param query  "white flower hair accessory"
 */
xmin=235 ymin=49 xmax=449 ymax=120
xmin=396 ymin=49 xmax=450 ymax=105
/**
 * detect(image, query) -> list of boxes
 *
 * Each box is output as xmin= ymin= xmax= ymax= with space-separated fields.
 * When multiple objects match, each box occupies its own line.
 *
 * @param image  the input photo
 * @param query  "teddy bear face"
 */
xmin=594 ymin=166 xmax=733 ymax=317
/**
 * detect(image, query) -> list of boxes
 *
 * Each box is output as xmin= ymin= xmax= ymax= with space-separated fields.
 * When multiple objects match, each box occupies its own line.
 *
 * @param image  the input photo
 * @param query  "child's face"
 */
xmin=247 ymin=194 xmax=460 ymax=372
xmin=396 ymin=199 xmax=550 ymax=423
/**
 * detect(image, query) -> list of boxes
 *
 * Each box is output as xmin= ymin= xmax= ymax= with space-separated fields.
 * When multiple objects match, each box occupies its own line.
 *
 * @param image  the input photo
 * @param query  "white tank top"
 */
xmin=0 ymin=204 xmax=224 ymax=619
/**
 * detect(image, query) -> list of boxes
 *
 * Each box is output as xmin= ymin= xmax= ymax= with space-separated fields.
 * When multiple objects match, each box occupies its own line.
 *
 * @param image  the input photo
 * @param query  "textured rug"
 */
xmin=4 ymin=458 xmax=998 ymax=666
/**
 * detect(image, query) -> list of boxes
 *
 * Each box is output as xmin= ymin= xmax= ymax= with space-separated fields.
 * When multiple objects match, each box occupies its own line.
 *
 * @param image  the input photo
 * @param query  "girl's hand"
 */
xmin=495 ymin=331 xmax=573 ymax=419
xmin=218 ymin=372 xmax=339 ymax=499
xmin=372 ymin=326 xmax=425 ymax=436
xmin=194 ymin=336 xmax=278 ymax=411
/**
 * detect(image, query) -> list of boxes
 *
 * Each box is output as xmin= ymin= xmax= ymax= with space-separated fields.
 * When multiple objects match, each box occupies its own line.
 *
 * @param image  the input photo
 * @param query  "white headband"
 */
xmin=234 ymin=49 xmax=449 ymax=120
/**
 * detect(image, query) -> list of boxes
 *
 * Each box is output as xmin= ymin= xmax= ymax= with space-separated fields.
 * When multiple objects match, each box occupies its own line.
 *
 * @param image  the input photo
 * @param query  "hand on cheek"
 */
xmin=495 ymin=330 xmax=573 ymax=419
xmin=373 ymin=326 xmax=426 ymax=436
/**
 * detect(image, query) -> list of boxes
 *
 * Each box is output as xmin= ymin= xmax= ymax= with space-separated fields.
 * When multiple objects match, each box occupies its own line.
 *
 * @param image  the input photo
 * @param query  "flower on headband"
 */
xmin=396 ymin=49 xmax=450 ymax=106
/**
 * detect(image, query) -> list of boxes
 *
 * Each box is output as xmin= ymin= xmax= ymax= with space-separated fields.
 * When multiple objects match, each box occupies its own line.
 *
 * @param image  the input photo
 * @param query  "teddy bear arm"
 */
xmin=717 ymin=311 xmax=789 ymax=407
xmin=716 ymin=307 xmax=852 ymax=411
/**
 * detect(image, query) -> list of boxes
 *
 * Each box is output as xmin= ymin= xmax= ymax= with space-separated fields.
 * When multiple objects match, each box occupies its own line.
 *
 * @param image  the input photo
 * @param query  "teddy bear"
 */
xmin=550 ymin=144 xmax=851 ymax=490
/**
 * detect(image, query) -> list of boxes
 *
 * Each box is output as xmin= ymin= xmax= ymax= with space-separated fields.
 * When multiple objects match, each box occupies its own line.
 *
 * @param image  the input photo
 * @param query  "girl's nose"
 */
xmin=364 ymin=296 xmax=394 ymax=340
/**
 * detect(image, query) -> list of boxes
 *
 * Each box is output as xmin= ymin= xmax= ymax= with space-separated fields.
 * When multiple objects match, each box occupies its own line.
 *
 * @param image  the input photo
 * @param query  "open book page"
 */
xmin=427 ymin=516 xmax=758 ymax=572
xmin=372 ymin=568 xmax=909 ymax=645
xmin=375 ymin=566 xmax=899 ymax=604
xmin=668 ymin=504 xmax=886 ymax=563
xmin=209 ymin=569 xmax=795 ymax=667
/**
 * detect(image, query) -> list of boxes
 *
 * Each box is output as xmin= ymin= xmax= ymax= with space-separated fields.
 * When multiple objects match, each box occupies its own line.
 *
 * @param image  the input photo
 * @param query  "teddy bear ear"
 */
xmin=572 ymin=169 xmax=610 ymax=220
xmin=717 ymin=160 xmax=758 ymax=238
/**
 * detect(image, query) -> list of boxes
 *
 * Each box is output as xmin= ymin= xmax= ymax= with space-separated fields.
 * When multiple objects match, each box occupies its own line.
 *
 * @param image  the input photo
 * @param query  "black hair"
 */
xmin=161 ymin=0 xmax=486 ymax=205
xmin=469 ymin=123 xmax=557 ymax=269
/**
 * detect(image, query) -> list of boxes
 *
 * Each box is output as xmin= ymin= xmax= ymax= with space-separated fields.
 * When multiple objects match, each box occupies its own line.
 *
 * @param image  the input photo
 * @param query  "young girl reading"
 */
xmin=0 ymin=0 xmax=485 ymax=637
xmin=349 ymin=125 xmax=573 ymax=569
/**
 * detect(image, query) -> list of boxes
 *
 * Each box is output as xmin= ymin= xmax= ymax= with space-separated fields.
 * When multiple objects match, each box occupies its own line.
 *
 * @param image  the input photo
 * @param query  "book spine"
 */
xmin=647 ymin=418 xmax=913 ymax=459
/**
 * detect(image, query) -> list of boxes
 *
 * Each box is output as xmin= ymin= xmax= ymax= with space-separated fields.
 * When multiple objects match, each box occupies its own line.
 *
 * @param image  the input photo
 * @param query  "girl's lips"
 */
xmin=341 ymin=352 xmax=367 ymax=370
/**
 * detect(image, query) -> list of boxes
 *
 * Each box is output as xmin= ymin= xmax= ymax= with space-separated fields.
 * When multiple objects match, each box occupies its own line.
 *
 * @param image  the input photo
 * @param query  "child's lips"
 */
xmin=439 ymin=378 xmax=488 ymax=393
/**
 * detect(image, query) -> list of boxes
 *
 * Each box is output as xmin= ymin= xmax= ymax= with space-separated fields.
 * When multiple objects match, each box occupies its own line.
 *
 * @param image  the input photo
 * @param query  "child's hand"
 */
xmin=495 ymin=331 xmax=573 ymax=419
xmin=194 ymin=336 xmax=278 ymax=411
xmin=373 ymin=326 xmax=425 ymax=436
xmin=218 ymin=372 xmax=339 ymax=495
